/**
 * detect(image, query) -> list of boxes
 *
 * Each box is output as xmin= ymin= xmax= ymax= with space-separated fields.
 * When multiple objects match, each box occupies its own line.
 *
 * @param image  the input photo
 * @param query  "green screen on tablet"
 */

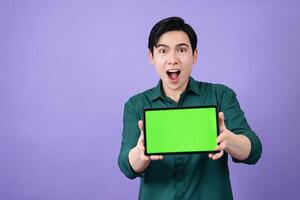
xmin=143 ymin=106 xmax=219 ymax=155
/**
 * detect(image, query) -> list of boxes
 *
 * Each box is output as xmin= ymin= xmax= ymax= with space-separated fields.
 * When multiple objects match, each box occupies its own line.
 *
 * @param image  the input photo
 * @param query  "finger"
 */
xmin=208 ymin=153 xmax=213 ymax=158
xmin=150 ymin=155 xmax=164 ymax=160
xmin=212 ymin=150 xmax=224 ymax=160
xmin=137 ymin=134 xmax=146 ymax=153
xmin=137 ymin=132 xmax=144 ymax=144
xmin=137 ymin=120 xmax=145 ymax=146
xmin=138 ymin=142 xmax=145 ymax=151
xmin=215 ymin=141 xmax=226 ymax=151
xmin=139 ymin=144 xmax=149 ymax=161
xmin=150 ymin=155 xmax=160 ymax=160
xmin=217 ymin=132 xmax=225 ymax=144
xmin=138 ymin=131 xmax=144 ymax=141
xmin=138 ymin=120 xmax=144 ymax=131
xmin=154 ymin=155 xmax=163 ymax=160
xmin=218 ymin=112 xmax=226 ymax=132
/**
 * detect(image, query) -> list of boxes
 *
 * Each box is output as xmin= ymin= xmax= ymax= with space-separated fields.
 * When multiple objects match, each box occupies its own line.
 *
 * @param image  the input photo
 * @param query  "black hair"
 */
xmin=148 ymin=16 xmax=197 ymax=54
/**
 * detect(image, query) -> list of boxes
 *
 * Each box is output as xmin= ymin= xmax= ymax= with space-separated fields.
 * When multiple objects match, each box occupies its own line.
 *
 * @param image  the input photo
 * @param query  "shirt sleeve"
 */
xmin=220 ymin=86 xmax=262 ymax=165
xmin=118 ymin=98 xmax=144 ymax=179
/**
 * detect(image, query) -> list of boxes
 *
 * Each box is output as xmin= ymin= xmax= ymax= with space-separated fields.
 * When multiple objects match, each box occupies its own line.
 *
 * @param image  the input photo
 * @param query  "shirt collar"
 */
xmin=185 ymin=76 xmax=202 ymax=96
xmin=149 ymin=80 xmax=164 ymax=101
xmin=149 ymin=76 xmax=201 ymax=101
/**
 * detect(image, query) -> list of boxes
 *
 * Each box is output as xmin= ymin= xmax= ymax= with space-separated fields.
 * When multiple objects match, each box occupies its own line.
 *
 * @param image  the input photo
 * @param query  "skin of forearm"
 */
xmin=225 ymin=133 xmax=251 ymax=161
xmin=128 ymin=146 xmax=150 ymax=173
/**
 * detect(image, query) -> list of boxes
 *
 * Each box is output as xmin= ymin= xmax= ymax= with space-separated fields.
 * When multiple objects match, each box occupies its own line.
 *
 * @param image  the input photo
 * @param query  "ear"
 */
xmin=148 ymin=50 xmax=154 ymax=64
xmin=193 ymin=48 xmax=198 ymax=64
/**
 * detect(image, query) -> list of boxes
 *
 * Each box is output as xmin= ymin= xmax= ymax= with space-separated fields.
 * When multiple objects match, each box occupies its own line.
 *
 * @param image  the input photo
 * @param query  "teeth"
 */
xmin=167 ymin=69 xmax=180 ymax=73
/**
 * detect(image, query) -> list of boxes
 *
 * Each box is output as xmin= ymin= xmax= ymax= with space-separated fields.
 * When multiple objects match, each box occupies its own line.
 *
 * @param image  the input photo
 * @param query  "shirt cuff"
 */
xmin=232 ymin=131 xmax=262 ymax=165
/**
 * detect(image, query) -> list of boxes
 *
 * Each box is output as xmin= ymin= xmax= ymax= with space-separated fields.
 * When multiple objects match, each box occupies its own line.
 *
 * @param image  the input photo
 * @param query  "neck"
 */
xmin=162 ymin=81 xmax=189 ymax=103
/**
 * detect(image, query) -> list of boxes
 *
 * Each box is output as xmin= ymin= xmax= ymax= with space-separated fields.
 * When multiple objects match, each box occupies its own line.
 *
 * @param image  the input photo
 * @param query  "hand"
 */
xmin=136 ymin=120 xmax=164 ymax=161
xmin=209 ymin=112 xmax=234 ymax=160
xmin=128 ymin=120 xmax=163 ymax=173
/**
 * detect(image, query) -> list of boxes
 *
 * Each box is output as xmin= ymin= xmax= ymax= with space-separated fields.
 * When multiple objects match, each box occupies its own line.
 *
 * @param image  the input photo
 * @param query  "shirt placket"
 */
xmin=163 ymin=93 xmax=189 ymax=200
xmin=175 ymin=155 xmax=187 ymax=200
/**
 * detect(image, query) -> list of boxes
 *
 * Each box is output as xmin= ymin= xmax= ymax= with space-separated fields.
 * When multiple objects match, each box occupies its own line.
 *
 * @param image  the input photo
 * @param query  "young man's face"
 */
xmin=149 ymin=31 xmax=198 ymax=95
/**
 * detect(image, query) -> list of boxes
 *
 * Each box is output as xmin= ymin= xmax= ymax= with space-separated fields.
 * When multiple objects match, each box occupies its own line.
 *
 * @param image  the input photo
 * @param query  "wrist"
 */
xmin=129 ymin=146 xmax=150 ymax=173
xmin=129 ymin=146 xmax=140 ymax=163
xmin=224 ymin=130 xmax=237 ymax=151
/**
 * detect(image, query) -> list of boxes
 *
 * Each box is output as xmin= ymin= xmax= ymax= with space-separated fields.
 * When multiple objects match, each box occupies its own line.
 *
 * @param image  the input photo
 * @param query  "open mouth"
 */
xmin=166 ymin=69 xmax=181 ymax=81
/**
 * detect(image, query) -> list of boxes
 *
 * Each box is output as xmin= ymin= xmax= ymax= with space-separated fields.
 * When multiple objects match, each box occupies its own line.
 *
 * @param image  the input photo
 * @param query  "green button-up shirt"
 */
xmin=118 ymin=77 xmax=262 ymax=200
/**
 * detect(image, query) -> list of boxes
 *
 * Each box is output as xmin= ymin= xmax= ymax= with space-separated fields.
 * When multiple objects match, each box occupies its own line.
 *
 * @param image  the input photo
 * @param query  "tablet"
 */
xmin=143 ymin=106 xmax=219 ymax=155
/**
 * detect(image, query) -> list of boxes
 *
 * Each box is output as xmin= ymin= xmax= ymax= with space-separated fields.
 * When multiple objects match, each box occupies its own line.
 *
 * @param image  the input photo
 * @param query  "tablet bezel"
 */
xmin=143 ymin=106 xmax=220 ymax=155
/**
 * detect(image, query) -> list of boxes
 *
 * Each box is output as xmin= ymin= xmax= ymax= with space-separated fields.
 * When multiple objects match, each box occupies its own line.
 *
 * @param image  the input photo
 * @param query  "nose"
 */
xmin=167 ymin=51 xmax=179 ymax=65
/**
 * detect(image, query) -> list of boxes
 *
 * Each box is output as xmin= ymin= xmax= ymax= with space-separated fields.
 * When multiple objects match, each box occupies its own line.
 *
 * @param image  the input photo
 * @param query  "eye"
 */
xmin=178 ymin=47 xmax=187 ymax=53
xmin=158 ymin=48 xmax=167 ymax=54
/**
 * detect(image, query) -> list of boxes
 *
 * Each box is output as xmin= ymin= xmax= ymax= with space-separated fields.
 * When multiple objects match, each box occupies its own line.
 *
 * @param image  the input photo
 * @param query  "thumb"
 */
xmin=137 ymin=120 xmax=145 ymax=150
xmin=138 ymin=120 xmax=144 ymax=132
xmin=218 ymin=112 xmax=226 ymax=132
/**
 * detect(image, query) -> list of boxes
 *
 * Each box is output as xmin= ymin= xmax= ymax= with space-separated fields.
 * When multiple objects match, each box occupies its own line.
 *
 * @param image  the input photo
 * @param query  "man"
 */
xmin=118 ymin=16 xmax=262 ymax=200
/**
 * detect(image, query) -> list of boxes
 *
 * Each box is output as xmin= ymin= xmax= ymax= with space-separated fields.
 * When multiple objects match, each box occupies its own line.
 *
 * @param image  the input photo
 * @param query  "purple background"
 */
xmin=1 ymin=0 xmax=299 ymax=199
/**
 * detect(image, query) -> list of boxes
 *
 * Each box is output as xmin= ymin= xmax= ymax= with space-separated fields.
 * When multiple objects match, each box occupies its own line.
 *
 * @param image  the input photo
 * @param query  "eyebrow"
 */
xmin=176 ymin=43 xmax=189 ymax=48
xmin=156 ymin=44 xmax=169 ymax=48
xmin=156 ymin=43 xmax=190 ymax=48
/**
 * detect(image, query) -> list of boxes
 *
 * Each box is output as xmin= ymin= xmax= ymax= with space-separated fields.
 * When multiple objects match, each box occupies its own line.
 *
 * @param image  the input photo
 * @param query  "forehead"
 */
xmin=157 ymin=31 xmax=191 ymax=46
